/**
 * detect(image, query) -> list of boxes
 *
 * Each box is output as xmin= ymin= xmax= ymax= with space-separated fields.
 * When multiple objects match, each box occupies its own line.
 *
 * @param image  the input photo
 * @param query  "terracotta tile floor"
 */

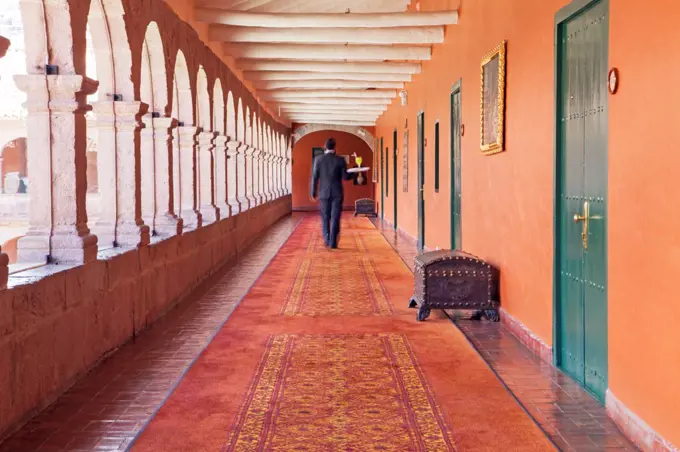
xmin=1 ymin=213 xmax=638 ymax=451
xmin=370 ymin=217 xmax=638 ymax=452
xmin=0 ymin=214 xmax=304 ymax=452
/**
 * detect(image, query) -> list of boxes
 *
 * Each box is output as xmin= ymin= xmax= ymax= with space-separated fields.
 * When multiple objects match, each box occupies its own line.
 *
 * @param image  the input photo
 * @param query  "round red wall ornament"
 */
xmin=608 ymin=68 xmax=619 ymax=94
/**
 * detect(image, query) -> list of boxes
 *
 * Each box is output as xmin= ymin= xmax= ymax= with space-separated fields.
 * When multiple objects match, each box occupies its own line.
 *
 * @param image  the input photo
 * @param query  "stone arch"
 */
xmin=0 ymin=1 xmax=29 ymax=119
xmin=86 ymin=0 xmax=134 ymax=100
xmin=140 ymin=22 xmax=167 ymax=113
xmin=213 ymin=79 xmax=225 ymax=135
xmin=226 ymin=91 xmax=236 ymax=139
xmin=236 ymin=98 xmax=245 ymax=142
xmin=196 ymin=65 xmax=210 ymax=130
xmin=292 ymin=124 xmax=376 ymax=153
xmin=245 ymin=107 xmax=252 ymax=146
xmin=172 ymin=50 xmax=193 ymax=125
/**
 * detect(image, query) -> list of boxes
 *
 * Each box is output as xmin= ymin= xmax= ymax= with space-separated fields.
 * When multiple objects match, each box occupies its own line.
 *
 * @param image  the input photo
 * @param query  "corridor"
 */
xmin=0 ymin=214 xmax=636 ymax=451
xmin=1 ymin=0 xmax=678 ymax=449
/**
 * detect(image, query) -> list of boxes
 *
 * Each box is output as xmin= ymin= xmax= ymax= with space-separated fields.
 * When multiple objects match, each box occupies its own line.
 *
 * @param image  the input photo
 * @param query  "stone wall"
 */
xmin=0 ymin=196 xmax=292 ymax=440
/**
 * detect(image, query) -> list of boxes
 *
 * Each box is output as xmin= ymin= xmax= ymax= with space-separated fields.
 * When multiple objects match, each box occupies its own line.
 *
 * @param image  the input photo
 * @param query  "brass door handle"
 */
xmin=575 ymin=201 xmax=589 ymax=250
xmin=573 ymin=200 xmax=601 ymax=250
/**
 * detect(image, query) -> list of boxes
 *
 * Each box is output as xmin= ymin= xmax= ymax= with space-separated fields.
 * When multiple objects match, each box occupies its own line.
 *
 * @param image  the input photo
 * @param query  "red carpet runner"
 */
xmin=132 ymin=215 xmax=554 ymax=451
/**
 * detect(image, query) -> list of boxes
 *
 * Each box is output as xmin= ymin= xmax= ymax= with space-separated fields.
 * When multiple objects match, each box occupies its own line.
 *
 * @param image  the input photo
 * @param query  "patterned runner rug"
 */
xmin=131 ymin=215 xmax=554 ymax=451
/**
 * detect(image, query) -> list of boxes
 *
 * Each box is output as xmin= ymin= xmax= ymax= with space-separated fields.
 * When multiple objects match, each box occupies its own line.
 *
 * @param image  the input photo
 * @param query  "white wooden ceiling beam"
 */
xmin=224 ymin=43 xmax=431 ymax=61
xmin=254 ymin=80 xmax=403 ymax=90
xmin=238 ymin=60 xmax=421 ymax=74
xmin=244 ymin=71 xmax=412 ymax=82
xmin=275 ymin=98 xmax=392 ymax=105
xmin=209 ymin=25 xmax=444 ymax=45
xmin=196 ymin=9 xmax=458 ymax=28
xmin=287 ymin=116 xmax=380 ymax=123
xmin=261 ymin=90 xmax=395 ymax=99
xmin=292 ymin=120 xmax=377 ymax=126
xmin=280 ymin=105 xmax=387 ymax=113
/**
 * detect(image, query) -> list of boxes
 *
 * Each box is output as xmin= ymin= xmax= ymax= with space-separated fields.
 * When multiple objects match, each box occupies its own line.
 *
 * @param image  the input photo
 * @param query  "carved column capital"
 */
xmin=226 ymin=140 xmax=242 ymax=156
xmin=114 ymin=101 xmax=145 ymax=132
xmin=178 ymin=125 xmax=199 ymax=141
xmin=197 ymin=131 xmax=217 ymax=148
xmin=14 ymin=74 xmax=90 ymax=113
xmin=214 ymin=134 xmax=228 ymax=149
xmin=153 ymin=116 xmax=178 ymax=131
xmin=243 ymin=145 xmax=256 ymax=156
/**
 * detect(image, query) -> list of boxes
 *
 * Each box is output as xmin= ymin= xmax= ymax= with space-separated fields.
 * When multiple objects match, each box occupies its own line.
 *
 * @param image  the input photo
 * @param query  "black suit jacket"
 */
xmin=310 ymin=152 xmax=353 ymax=200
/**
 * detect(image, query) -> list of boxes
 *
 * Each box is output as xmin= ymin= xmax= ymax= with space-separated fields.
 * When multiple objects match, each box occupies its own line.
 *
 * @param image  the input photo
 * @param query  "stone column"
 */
xmin=226 ymin=140 xmax=241 ymax=215
xmin=113 ymin=101 xmax=150 ymax=247
xmin=0 ymin=35 xmax=9 ymax=286
xmin=140 ymin=113 xmax=155 ymax=231
xmin=265 ymin=151 xmax=273 ymax=202
xmin=276 ymin=154 xmax=283 ymax=198
xmin=214 ymin=135 xmax=230 ymax=218
xmin=283 ymin=157 xmax=289 ymax=196
xmin=236 ymin=142 xmax=250 ymax=211
xmin=91 ymin=101 xmax=117 ymax=247
xmin=153 ymin=117 xmax=182 ymax=236
xmin=16 ymin=74 xmax=98 ymax=264
xmin=254 ymin=148 xmax=264 ymax=205
xmin=244 ymin=146 xmax=257 ymax=208
xmin=197 ymin=131 xmax=219 ymax=224
xmin=177 ymin=125 xmax=202 ymax=229
xmin=287 ymin=156 xmax=293 ymax=195
xmin=274 ymin=155 xmax=282 ymax=199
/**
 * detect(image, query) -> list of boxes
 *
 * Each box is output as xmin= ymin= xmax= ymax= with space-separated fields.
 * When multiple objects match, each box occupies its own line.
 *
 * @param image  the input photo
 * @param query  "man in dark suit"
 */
xmin=310 ymin=138 xmax=353 ymax=249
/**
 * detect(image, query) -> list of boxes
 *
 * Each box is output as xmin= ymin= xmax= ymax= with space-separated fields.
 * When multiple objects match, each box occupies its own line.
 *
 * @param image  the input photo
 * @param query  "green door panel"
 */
xmin=556 ymin=0 xmax=608 ymax=402
xmin=417 ymin=113 xmax=425 ymax=250
xmin=393 ymin=130 xmax=398 ymax=230
xmin=380 ymin=138 xmax=384 ymax=220
xmin=451 ymin=86 xmax=462 ymax=250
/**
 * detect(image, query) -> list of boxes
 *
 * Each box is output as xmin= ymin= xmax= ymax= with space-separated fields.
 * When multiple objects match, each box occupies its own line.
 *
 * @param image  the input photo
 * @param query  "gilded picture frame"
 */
xmin=480 ymin=40 xmax=507 ymax=155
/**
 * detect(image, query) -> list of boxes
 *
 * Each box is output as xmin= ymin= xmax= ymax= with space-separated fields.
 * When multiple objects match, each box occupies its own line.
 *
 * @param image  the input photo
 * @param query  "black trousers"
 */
xmin=319 ymin=197 xmax=343 ymax=248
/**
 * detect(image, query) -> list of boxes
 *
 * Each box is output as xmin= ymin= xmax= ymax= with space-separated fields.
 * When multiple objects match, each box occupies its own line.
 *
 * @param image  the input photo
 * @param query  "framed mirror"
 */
xmin=480 ymin=40 xmax=507 ymax=155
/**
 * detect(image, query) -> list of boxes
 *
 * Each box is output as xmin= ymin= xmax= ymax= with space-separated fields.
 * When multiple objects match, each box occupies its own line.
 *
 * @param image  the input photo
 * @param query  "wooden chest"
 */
xmin=409 ymin=250 xmax=500 ymax=322
xmin=354 ymin=198 xmax=377 ymax=217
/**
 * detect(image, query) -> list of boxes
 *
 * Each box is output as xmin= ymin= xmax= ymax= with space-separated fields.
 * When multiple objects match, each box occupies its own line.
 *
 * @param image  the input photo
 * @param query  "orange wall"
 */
xmin=376 ymin=0 xmax=565 ymax=346
xmin=292 ymin=130 xmax=374 ymax=210
xmin=375 ymin=0 xmax=680 ymax=444
xmin=608 ymin=0 xmax=680 ymax=445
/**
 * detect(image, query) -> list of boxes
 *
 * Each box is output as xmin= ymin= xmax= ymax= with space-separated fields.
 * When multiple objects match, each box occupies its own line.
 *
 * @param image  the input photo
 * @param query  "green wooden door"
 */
xmin=380 ymin=138 xmax=384 ymax=219
xmin=393 ymin=129 xmax=398 ymax=230
xmin=556 ymin=0 xmax=608 ymax=402
xmin=417 ymin=112 xmax=425 ymax=249
xmin=450 ymin=83 xmax=462 ymax=250
xmin=386 ymin=147 xmax=389 ymax=199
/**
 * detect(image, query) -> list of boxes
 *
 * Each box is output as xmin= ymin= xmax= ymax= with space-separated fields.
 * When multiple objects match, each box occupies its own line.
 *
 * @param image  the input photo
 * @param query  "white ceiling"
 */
xmin=194 ymin=0 xmax=411 ymax=14
xmin=194 ymin=0 xmax=458 ymax=127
